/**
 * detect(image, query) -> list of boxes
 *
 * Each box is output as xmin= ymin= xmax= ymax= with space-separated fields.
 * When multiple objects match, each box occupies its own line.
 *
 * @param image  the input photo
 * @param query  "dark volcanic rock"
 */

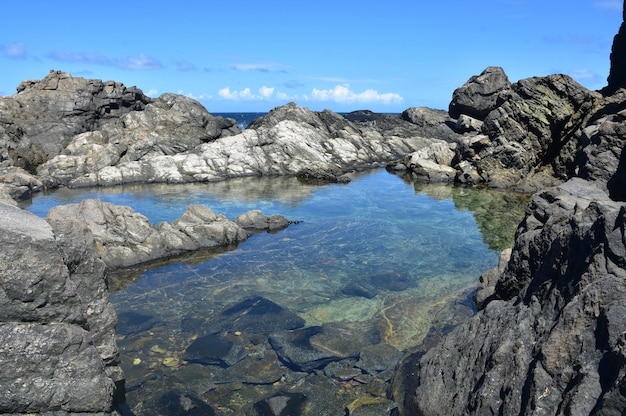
xmin=397 ymin=178 xmax=626 ymax=415
xmin=449 ymin=70 xmax=602 ymax=191
xmin=448 ymin=66 xmax=512 ymax=120
xmin=215 ymin=295 xmax=306 ymax=334
xmin=254 ymin=392 xmax=307 ymax=416
xmin=183 ymin=333 xmax=245 ymax=367
xmin=269 ymin=326 xmax=339 ymax=372
xmin=0 ymin=202 xmax=121 ymax=414
xmin=605 ymin=1 xmax=626 ymax=95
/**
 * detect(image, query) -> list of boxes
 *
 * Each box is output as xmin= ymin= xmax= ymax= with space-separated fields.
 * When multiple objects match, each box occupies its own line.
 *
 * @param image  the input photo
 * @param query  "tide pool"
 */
xmin=24 ymin=168 xmax=528 ymax=415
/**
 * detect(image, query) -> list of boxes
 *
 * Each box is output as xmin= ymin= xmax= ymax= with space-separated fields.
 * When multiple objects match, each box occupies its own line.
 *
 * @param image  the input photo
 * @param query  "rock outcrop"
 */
xmin=605 ymin=0 xmax=626 ymax=94
xmin=392 ymin=23 xmax=626 ymax=415
xmin=0 ymin=202 xmax=122 ymax=414
xmin=36 ymin=100 xmax=438 ymax=187
xmin=395 ymin=67 xmax=604 ymax=191
xmin=0 ymin=72 xmax=443 ymax=192
xmin=47 ymin=199 xmax=290 ymax=270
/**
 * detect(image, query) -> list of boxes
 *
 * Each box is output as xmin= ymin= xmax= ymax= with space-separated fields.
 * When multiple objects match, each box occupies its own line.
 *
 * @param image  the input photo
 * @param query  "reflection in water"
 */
xmin=26 ymin=169 xmax=528 ymax=415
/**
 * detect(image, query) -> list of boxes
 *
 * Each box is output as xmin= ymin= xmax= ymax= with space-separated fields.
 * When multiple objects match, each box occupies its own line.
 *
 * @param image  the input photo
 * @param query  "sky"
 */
xmin=0 ymin=1 xmax=622 ymax=113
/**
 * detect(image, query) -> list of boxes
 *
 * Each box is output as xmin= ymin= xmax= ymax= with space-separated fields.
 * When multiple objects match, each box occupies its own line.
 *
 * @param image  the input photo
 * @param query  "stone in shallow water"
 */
xmin=356 ymin=343 xmax=403 ymax=375
xmin=369 ymin=269 xmax=411 ymax=291
xmin=253 ymin=392 xmax=307 ymax=416
xmin=183 ymin=333 xmax=245 ymax=367
xmin=342 ymin=280 xmax=379 ymax=298
xmin=211 ymin=348 xmax=286 ymax=385
xmin=216 ymin=295 xmax=306 ymax=333
xmin=269 ymin=326 xmax=344 ymax=372
xmin=116 ymin=311 xmax=157 ymax=336
xmin=156 ymin=391 xmax=216 ymax=415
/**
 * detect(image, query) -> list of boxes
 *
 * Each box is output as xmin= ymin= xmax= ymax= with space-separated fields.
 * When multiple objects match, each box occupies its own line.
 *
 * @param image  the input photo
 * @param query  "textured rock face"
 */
xmin=394 ymin=88 xmax=626 ymax=415
xmin=448 ymin=66 xmax=512 ymax=120
xmin=47 ymin=199 xmax=287 ymax=270
xmin=41 ymin=102 xmax=437 ymax=188
xmin=0 ymin=202 xmax=120 ymax=414
xmin=1 ymin=70 xmax=152 ymax=172
xmin=0 ymin=70 xmax=239 ymax=189
xmin=605 ymin=1 xmax=626 ymax=94
xmin=446 ymin=68 xmax=602 ymax=191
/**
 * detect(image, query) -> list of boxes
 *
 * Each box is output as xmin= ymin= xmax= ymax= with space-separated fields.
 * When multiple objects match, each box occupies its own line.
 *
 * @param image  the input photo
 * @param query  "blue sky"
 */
xmin=0 ymin=1 xmax=622 ymax=113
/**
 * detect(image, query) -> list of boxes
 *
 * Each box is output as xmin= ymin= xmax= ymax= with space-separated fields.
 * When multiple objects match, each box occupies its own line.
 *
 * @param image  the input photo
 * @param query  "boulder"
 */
xmin=393 ymin=141 xmax=457 ymax=182
xmin=234 ymin=209 xmax=291 ymax=231
xmin=47 ymin=199 xmax=287 ymax=269
xmin=0 ymin=202 xmax=121 ymax=414
xmin=448 ymin=66 xmax=512 ymax=120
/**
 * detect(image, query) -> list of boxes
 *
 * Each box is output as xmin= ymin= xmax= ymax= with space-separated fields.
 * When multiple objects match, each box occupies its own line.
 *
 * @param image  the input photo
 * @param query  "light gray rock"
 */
xmin=34 ymin=101 xmax=437 ymax=188
xmin=47 ymin=199 xmax=287 ymax=269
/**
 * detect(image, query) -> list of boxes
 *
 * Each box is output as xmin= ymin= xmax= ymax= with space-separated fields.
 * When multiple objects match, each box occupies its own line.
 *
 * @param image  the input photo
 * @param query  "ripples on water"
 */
xmin=25 ymin=169 xmax=528 ymax=415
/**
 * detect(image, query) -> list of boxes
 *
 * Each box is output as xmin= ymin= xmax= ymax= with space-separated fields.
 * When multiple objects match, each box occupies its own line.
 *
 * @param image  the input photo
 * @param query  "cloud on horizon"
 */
xmin=216 ymin=84 xmax=403 ymax=106
xmin=47 ymin=50 xmax=163 ymax=70
xmin=310 ymin=84 xmax=403 ymax=105
xmin=219 ymin=86 xmax=276 ymax=100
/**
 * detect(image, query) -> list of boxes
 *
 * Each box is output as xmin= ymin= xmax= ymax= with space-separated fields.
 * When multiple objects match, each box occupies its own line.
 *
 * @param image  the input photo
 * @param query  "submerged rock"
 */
xmin=253 ymin=392 xmax=307 ymax=416
xmin=183 ymin=333 xmax=245 ymax=367
xmin=215 ymin=295 xmax=306 ymax=334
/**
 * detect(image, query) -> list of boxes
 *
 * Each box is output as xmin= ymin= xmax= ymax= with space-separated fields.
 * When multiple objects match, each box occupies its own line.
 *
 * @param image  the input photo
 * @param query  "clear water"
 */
xmin=25 ymin=169 xmax=528 ymax=414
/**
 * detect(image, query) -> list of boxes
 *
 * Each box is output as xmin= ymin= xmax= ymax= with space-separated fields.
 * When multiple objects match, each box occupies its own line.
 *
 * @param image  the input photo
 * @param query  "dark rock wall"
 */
xmin=394 ymin=6 xmax=626 ymax=415
xmin=605 ymin=0 xmax=626 ymax=94
xmin=0 ymin=202 xmax=122 ymax=414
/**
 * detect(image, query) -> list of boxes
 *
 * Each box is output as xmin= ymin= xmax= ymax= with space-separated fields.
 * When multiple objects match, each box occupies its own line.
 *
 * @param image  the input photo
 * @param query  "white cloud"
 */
xmin=259 ymin=86 xmax=275 ymax=98
xmin=231 ymin=63 xmax=287 ymax=73
xmin=594 ymin=0 xmax=622 ymax=11
xmin=218 ymin=86 xmax=276 ymax=100
xmin=3 ymin=42 xmax=26 ymax=58
xmin=116 ymin=53 xmax=163 ymax=70
xmin=146 ymin=88 xmax=159 ymax=97
xmin=310 ymin=84 xmax=403 ymax=105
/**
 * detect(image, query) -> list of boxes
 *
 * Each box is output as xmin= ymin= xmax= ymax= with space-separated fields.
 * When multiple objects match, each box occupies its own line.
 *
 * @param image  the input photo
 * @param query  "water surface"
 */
xmin=25 ymin=169 xmax=528 ymax=415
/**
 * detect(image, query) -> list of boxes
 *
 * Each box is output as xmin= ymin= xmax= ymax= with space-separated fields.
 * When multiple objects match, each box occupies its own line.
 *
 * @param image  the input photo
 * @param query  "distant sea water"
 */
xmin=213 ymin=112 xmax=266 ymax=130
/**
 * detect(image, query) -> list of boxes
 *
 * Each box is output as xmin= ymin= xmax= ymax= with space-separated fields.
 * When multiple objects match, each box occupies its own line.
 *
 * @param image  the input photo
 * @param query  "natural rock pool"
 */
xmin=25 ymin=168 xmax=528 ymax=415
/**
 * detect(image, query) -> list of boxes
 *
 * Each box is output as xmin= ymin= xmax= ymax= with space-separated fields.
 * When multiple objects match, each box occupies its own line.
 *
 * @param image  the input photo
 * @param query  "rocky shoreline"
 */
xmin=1 ymin=6 xmax=626 ymax=414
